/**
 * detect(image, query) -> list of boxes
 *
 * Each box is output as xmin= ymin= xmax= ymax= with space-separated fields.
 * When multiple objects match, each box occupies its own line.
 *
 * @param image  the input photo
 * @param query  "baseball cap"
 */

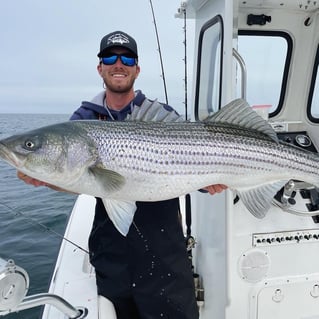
xmin=97 ymin=31 xmax=138 ymax=58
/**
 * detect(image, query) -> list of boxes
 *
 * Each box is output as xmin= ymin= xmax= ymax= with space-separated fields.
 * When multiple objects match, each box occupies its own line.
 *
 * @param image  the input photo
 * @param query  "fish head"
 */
xmin=0 ymin=122 xmax=98 ymax=186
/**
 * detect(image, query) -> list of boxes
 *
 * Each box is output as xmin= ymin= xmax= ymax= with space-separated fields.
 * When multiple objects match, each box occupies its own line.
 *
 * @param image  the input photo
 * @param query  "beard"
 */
xmin=103 ymin=76 xmax=135 ymax=94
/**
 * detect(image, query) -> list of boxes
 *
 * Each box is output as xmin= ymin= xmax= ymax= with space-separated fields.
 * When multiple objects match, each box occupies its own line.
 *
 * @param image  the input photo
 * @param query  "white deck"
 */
xmin=41 ymin=195 xmax=116 ymax=319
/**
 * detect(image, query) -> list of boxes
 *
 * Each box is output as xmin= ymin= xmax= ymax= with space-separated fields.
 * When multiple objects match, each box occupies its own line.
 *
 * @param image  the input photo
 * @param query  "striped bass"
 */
xmin=1 ymin=99 xmax=319 ymax=235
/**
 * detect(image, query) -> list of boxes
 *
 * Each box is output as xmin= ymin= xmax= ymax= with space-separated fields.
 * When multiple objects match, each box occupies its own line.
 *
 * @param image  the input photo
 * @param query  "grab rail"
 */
xmin=233 ymin=48 xmax=247 ymax=100
xmin=0 ymin=258 xmax=87 ymax=318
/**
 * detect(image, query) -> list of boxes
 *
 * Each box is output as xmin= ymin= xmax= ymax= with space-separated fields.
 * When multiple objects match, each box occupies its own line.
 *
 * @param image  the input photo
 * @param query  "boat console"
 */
xmin=277 ymin=131 xmax=318 ymax=153
xmin=272 ymin=131 xmax=319 ymax=220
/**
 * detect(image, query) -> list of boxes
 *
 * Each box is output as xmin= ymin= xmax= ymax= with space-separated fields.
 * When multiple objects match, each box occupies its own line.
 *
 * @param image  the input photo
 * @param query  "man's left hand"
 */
xmin=203 ymin=184 xmax=227 ymax=195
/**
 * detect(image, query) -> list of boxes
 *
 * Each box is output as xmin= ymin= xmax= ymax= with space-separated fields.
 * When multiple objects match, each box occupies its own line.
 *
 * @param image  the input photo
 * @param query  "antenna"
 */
xmin=149 ymin=0 xmax=169 ymax=105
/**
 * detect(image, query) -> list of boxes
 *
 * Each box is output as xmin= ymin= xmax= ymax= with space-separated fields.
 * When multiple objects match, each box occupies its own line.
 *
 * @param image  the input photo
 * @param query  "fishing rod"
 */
xmin=0 ymin=202 xmax=89 ymax=254
xmin=148 ymin=0 xmax=169 ymax=105
xmin=181 ymin=1 xmax=188 ymax=120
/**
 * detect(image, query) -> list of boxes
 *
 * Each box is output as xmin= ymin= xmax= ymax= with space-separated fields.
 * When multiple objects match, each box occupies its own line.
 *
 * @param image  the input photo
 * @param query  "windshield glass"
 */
xmin=237 ymin=31 xmax=292 ymax=116
xmin=308 ymin=46 xmax=319 ymax=121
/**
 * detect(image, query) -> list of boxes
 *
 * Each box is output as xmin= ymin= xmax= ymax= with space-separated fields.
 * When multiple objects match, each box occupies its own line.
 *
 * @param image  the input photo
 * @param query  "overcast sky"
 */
xmin=0 ymin=1 xmax=194 ymax=115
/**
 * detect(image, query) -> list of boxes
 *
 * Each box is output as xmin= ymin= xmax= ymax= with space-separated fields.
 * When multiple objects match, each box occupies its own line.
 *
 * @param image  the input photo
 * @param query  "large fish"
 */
xmin=0 ymin=99 xmax=319 ymax=235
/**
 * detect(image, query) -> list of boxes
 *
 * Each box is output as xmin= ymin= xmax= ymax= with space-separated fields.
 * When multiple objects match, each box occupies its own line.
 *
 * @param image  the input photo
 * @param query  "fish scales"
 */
xmin=75 ymin=120 xmax=319 ymax=198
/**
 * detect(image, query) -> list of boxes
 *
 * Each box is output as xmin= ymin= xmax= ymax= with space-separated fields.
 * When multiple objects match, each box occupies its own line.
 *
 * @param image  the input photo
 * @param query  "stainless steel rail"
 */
xmin=233 ymin=48 xmax=247 ymax=100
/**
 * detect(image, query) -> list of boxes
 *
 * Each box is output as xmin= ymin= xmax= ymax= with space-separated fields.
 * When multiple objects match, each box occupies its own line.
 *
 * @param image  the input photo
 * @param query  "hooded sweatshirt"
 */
xmin=70 ymin=89 xmax=177 ymax=121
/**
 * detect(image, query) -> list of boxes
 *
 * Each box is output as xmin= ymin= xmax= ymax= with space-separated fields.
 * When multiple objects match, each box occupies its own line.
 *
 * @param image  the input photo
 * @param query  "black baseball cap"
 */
xmin=97 ymin=31 xmax=138 ymax=58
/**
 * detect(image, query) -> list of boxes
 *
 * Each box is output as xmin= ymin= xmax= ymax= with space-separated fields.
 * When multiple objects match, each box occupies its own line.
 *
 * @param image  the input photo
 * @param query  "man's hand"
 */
xmin=203 ymin=184 xmax=227 ymax=195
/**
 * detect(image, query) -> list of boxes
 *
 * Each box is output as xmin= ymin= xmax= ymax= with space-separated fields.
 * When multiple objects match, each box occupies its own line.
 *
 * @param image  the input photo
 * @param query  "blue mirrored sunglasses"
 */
xmin=100 ymin=54 xmax=137 ymax=67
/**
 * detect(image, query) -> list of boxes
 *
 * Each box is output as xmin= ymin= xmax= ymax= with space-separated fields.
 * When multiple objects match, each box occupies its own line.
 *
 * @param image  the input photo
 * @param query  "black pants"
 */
xmin=89 ymin=198 xmax=199 ymax=319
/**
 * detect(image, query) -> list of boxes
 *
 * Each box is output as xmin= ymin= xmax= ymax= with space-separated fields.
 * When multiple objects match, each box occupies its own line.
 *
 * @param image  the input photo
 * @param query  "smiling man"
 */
xmin=68 ymin=31 xmax=200 ymax=319
xmin=97 ymin=32 xmax=140 ymax=105
xmin=69 ymin=31 xmax=203 ymax=319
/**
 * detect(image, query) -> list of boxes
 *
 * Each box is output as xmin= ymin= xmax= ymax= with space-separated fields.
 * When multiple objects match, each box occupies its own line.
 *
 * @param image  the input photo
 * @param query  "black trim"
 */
xmin=195 ymin=15 xmax=224 ymax=121
xmin=307 ymin=44 xmax=319 ymax=123
xmin=238 ymin=30 xmax=293 ymax=118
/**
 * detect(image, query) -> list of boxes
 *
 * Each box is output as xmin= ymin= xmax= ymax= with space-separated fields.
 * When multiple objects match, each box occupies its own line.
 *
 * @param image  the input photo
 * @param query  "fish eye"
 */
xmin=24 ymin=140 xmax=35 ymax=149
xmin=22 ymin=135 xmax=41 ymax=151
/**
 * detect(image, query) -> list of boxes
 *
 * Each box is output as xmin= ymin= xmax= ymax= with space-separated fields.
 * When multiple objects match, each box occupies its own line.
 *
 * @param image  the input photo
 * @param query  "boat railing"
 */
xmin=233 ymin=48 xmax=247 ymax=100
xmin=0 ymin=258 xmax=88 ymax=319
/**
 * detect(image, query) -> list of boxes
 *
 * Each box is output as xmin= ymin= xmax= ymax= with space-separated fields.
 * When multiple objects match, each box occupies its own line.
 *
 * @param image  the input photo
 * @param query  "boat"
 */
xmin=1 ymin=0 xmax=319 ymax=318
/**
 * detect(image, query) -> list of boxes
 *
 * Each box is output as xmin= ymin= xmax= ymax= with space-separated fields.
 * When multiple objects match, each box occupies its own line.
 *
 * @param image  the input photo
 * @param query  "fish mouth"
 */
xmin=0 ymin=142 xmax=24 ymax=168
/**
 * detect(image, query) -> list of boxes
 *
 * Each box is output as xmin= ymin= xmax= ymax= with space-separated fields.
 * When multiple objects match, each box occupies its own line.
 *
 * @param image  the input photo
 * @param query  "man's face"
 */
xmin=97 ymin=48 xmax=140 ymax=94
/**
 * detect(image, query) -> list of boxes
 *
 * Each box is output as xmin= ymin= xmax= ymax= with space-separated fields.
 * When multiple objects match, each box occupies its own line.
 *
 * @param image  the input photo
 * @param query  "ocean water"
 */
xmin=0 ymin=114 xmax=78 ymax=319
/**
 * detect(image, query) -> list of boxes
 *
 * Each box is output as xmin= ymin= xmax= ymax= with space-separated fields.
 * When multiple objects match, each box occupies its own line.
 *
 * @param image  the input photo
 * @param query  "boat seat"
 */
xmin=98 ymin=295 xmax=117 ymax=318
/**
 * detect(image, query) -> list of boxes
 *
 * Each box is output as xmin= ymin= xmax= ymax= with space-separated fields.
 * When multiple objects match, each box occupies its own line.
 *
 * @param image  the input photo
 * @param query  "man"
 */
xmin=18 ymin=31 xmax=226 ymax=318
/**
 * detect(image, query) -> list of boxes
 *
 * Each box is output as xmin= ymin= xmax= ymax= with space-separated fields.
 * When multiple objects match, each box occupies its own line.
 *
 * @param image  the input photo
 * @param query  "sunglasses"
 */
xmin=100 ymin=54 xmax=137 ymax=67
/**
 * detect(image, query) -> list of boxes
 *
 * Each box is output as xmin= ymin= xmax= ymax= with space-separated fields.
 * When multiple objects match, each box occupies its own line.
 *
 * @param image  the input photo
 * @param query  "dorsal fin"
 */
xmin=207 ymin=99 xmax=278 ymax=143
xmin=126 ymin=99 xmax=185 ymax=122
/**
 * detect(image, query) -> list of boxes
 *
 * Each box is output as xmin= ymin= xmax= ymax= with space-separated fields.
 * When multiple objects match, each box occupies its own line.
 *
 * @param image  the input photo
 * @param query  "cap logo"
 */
xmin=107 ymin=33 xmax=130 ymax=45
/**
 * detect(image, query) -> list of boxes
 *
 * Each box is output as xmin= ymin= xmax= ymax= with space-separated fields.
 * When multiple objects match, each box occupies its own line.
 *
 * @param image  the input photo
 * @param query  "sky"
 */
xmin=0 ymin=1 xmax=194 ymax=115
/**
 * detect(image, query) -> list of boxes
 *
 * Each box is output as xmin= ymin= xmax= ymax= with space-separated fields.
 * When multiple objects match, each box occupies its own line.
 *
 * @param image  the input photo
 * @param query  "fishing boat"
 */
xmin=2 ymin=0 xmax=319 ymax=318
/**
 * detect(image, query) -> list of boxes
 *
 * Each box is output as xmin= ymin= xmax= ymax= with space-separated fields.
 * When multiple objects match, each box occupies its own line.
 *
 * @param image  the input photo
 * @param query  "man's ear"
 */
xmin=135 ymin=65 xmax=141 ymax=79
xmin=97 ymin=63 xmax=102 ymax=75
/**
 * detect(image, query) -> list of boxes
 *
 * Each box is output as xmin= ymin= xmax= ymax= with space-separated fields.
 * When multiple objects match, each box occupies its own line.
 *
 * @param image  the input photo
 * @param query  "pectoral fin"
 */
xmin=102 ymin=198 xmax=137 ymax=236
xmin=236 ymin=181 xmax=286 ymax=218
xmin=90 ymin=166 xmax=125 ymax=192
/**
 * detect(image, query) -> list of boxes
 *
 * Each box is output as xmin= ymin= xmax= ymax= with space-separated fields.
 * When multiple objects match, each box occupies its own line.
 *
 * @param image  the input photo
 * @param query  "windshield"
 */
xmin=308 ymin=45 xmax=319 ymax=122
xmin=237 ymin=31 xmax=292 ymax=116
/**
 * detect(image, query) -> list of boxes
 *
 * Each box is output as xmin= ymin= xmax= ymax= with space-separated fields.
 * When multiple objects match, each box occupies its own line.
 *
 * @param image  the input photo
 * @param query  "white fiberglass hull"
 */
xmin=41 ymin=194 xmax=116 ymax=319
